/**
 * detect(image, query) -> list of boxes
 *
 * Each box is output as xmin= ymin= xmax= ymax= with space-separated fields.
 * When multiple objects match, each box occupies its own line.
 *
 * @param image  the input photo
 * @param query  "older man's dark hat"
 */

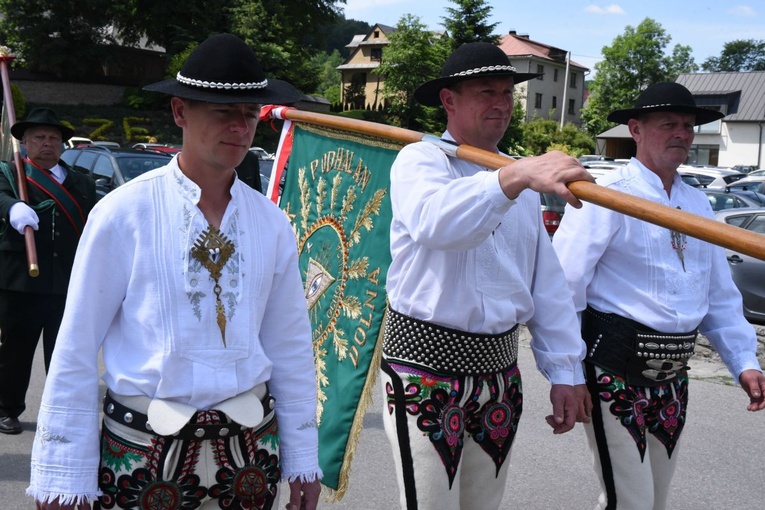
xmin=414 ymin=42 xmax=541 ymax=107
xmin=607 ymin=82 xmax=725 ymax=126
xmin=11 ymin=107 xmax=74 ymax=141
xmin=143 ymin=33 xmax=301 ymax=105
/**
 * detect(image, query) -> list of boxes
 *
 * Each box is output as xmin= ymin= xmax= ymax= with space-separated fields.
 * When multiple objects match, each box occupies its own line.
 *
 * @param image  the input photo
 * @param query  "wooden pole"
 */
xmin=272 ymin=108 xmax=765 ymax=261
xmin=0 ymin=47 xmax=38 ymax=277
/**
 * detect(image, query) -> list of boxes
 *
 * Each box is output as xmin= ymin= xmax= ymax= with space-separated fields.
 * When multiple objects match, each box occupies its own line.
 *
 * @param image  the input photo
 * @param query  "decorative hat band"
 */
xmin=176 ymin=72 xmax=268 ymax=90
xmin=449 ymin=64 xmax=517 ymax=77
xmin=639 ymin=103 xmax=674 ymax=109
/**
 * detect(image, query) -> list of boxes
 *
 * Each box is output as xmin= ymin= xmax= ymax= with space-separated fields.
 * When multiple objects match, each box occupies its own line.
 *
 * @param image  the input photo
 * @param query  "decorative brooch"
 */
xmin=669 ymin=207 xmax=687 ymax=272
xmin=191 ymin=226 xmax=236 ymax=347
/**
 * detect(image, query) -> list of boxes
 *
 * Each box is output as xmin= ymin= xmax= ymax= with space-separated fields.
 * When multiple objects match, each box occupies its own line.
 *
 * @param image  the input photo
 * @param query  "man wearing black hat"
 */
xmin=0 ymin=107 xmax=96 ymax=435
xmin=28 ymin=34 xmax=321 ymax=510
xmin=379 ymin=42 xmax=594 ymax=510
xmin=553 ymin=82 xmax=765 ymax=509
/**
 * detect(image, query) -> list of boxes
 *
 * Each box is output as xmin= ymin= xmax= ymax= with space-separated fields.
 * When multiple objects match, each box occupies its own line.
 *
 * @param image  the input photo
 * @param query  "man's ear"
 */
xmin=440 ymin=88 xmax=455 ymax=114
xmin=627 ymin=118 xmax=641 ymax=141
xmin=170 ymin=97 xmax=187 ymax=128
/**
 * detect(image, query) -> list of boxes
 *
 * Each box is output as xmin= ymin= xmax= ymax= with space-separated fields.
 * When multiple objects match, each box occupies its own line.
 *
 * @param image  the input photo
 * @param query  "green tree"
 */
xmin=521 ymin=118 xmax=594 ymax=156
xmin=499 ymin=99 xmax=527 ymax=156
xmin=0 ymin=0 xmax=346 ymax=89
xmin=0 ymin=0 xmax=120 ymax=80
xmin=319 ymin=17 xmax=372 ymax=57
xmin=441 ymin=0 xmax=500 ymax=50
xmin=702 ymin=39 xmax=765 ymax=71
xmin=230 ymin=0 xmax=345 ymax=93
xmin=581 ymin=18 xmax=698 ymax=137
xmin=311 ymin=50 xmax=344 ymax=105
xmin=377 ymin=15 xmax=450 ymax=130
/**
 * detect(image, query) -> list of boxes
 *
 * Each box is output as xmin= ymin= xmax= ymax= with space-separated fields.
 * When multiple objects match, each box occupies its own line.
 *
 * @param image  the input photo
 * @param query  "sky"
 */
xmin=341 ymin=0 xmax=765 ymax=76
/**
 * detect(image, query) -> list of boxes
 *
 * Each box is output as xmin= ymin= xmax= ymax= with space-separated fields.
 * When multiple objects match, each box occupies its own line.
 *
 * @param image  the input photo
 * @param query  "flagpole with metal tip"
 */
xmin=0 ymin=46 xmax=38 ymax=277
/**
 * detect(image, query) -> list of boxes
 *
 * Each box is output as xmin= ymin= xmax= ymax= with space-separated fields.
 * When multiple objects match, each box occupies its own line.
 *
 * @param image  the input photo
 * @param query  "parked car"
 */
xmin=677 ymin=165 xmax=747 ymax=189
xmin=132 ymin=142 xmax=182 ymax=154
xmin=578 ymin=155 xmax=614 ymax=164
xmin=681 ymin=174 xmax=702 ymax=187
xmin=249 ymin=146 xmax=274 ymax=160
xmin=92 ymin=141 xmax=121 ymax=148
xmin=747 ymin=168 xmax=765 ymax=177
xmin=61 ymin=147 xmax=172 ymax=199
xmin=540 ymin=192 xmax=566 ymax=238
xmin=725 ymin=176 xmax=765 ymax=195
xmin=731 ymin=165 xmax=759 ymax=174
xmin=715 ymin=208 xmax=765 ymax=324
xmin=64 ymin=136 xmax=93 ymax=149
xmin=702 ymin=189 xmax=764 ymax=211
xmin=583 ymin=163 xmax=621 ymax=179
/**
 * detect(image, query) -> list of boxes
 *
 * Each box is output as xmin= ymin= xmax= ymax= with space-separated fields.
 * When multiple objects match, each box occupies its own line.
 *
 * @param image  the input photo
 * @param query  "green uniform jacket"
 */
xmin=0 ymin=159 xmax=97 ymax=295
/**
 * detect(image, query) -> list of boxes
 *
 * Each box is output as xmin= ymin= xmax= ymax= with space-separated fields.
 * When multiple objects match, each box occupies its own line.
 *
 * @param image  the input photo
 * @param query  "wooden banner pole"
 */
xmin=0 ymin=47 xmax=39 ymax=277
xmin=269 ymin=108 xmax=765 ymax=261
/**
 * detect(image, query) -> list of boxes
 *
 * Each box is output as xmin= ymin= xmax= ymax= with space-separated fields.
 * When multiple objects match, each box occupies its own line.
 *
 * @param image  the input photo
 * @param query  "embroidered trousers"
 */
xmin=94 ymin=401 xmax=281 ymax=510
xmin=380 ymin=358 xmax=523 ymax=510
xmin=585 ymin=363 xmax=688 ymax=510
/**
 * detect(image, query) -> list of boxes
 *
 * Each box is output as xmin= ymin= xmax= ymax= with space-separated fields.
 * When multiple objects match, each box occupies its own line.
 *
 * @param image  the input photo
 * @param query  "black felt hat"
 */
xmin=607 ymin=82 xmax=725 ymax=126
xmin=414 ymin=42 xmax=541 ymax=107
xmin=11 ymin=107 xmax=74 ymax=141
xmin=143 ymin=33 xmax=301 ymax=105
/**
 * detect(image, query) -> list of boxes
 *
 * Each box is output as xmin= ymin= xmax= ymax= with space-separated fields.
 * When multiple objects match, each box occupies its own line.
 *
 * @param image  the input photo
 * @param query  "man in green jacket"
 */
xmin=0 ymin=107 xmax=96 ymax=434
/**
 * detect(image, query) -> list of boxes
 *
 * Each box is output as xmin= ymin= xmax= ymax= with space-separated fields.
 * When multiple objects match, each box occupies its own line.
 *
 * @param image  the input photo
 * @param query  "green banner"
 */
xmin=278 ymin=123 xmax=399 ymax=497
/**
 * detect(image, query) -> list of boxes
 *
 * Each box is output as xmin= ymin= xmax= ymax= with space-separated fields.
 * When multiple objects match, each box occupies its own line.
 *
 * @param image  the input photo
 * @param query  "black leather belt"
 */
xmin=582 ymin=306 xmax=697 ymax=386
xmin=103 ymin=390 xmax=275 ymax=440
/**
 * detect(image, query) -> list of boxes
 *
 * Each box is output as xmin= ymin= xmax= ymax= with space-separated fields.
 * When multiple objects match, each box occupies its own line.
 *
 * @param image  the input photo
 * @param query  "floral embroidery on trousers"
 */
xmin=95 ymin=412 xmax=280 ymax=510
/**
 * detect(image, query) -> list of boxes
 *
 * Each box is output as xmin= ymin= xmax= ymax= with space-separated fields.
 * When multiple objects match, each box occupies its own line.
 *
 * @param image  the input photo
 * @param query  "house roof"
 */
xmin=345 ymin=34 xmax=365 ymax=49
xmin=336 ymin=63 xmax=381 ymax=70
xmin=677 ymin=71 xmax=765 ymax=122
xmin=498 ymin=33 xmax=588 ymax=71
xmin=597 ymin=124 xmax=631 ymax=139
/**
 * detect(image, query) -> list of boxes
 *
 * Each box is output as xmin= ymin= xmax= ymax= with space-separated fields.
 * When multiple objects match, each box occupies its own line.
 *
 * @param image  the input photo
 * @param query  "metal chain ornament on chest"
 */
xmin=190 ymin=225 xmax=236 ymax=347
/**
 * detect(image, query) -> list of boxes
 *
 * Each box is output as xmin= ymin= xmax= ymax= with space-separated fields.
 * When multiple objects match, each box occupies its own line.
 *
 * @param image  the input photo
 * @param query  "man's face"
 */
xmin=22 ymin=126 xmax=63 ymax=170
xmin=629 ymin=111 xmax=696 ymax=174
xmin=173 ymin=99 xmax=261 ymax=173
xmin=441 ymin=76 xmax=514 ymax=151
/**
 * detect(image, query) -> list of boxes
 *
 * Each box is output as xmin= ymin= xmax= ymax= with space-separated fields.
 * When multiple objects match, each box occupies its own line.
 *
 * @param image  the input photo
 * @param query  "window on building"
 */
xmin=694 ymin=106 xmax=724 ymax=134
xmin=371 ymin=48 xmax=382 ymax=61
xmin=552 ymin=96 xmax=557 ymax=109
xmin=535 ymin=93 xmax=543 ymax=109
xmin=569 ymin=72 xmax=577 ymax=88
xmin=537 ymin=64 xmax=544 ymax=80
xmin=568 ymin=99 xmax=575 ymax=114
xmin=374 ymin=30 xmax=380 ymax=38
xmin=554 ymin=69 xmax=559 ymax=82
xmin=687 ymin=144 xmax=720 ymax=166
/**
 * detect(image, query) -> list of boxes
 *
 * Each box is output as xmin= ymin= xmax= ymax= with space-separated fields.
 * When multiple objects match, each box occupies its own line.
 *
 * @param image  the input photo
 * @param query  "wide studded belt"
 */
xmin=382 ymin=307 xmax=519 ymax=376
xmin=582 ymin=306 xmax=697 ymax=387
xmin=103 ymin=390 xmax=275 ymax=440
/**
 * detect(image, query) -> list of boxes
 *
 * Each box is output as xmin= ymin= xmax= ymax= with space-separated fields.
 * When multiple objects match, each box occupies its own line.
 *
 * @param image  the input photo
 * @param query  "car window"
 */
xmin=725 ymin=214 xmax=753 ymax=228
xmin=92 ymin=155 xmax=114 ymax=180
xmin=732 ymin=196 xmax=749 ymax=208
xmin=119 ymin=157 xmax=168 ymax=181
xmin=730 ymin=181 xmax=765 ymax=193
xmin=747 ymin=214 xmax=765 ymax=235
xmin=689 ymin=173 xmax=715 ymax=186
xmin=71 ymin=151 xmax=97 ymax=175
xmin=60 ymin=150 xmax=79 ymax=167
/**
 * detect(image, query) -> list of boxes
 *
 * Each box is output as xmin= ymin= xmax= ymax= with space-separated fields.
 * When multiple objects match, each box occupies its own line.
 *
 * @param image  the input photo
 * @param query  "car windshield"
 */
xmin=118 ymin=156 xmax=169 ymax=181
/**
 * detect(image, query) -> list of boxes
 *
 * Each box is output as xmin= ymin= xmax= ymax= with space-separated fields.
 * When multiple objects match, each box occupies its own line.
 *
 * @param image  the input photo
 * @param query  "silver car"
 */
xmin=715 ymin=208 xmax=765 ymax=324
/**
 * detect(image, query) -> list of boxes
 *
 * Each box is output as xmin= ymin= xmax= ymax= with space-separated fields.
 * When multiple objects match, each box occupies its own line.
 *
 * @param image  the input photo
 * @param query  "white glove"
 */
xmin=9 ymin=202 xmax=39 ymax=234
